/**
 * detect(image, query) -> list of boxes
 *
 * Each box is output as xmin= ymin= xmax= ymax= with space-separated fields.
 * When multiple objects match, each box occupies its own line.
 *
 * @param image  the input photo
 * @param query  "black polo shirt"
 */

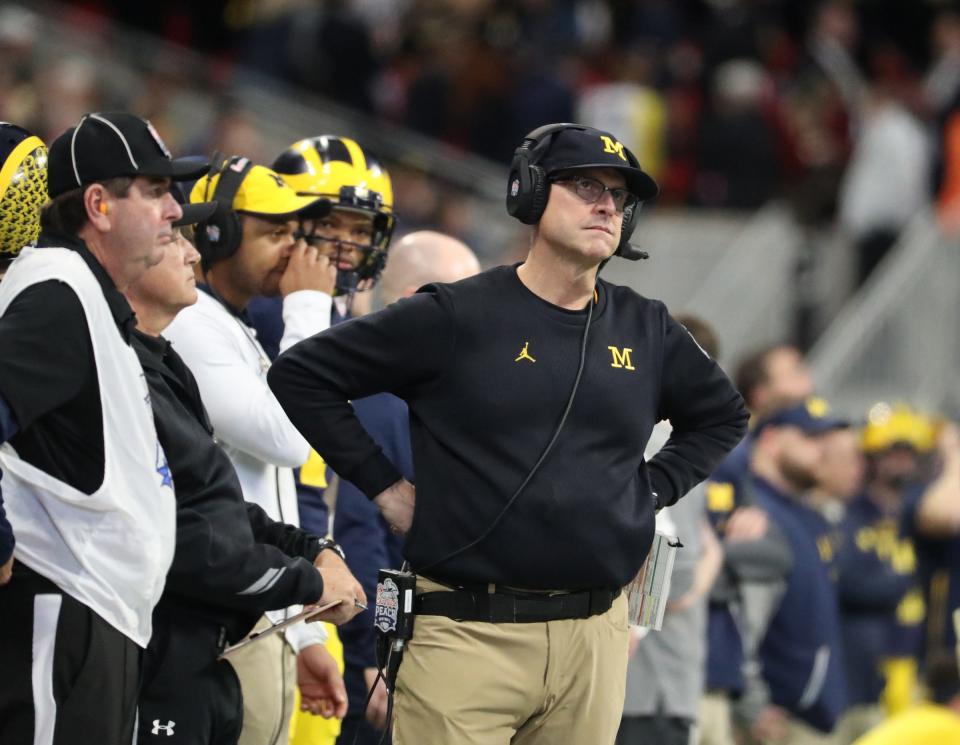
xmin=0 ymin=231 xmax=136 ymax=493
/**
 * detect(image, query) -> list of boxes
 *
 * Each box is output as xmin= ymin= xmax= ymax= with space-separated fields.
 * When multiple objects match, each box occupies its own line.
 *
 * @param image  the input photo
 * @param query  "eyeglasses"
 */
xmin=552 ymin=175 xmax=638 ymax=213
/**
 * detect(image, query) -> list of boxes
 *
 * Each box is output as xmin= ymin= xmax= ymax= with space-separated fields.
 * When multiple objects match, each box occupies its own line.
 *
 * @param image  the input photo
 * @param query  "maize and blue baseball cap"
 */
xmin=190 ymin=163 xmax=326 ymax=218
xmin=754 ymin=397 xmax=849 ymax=437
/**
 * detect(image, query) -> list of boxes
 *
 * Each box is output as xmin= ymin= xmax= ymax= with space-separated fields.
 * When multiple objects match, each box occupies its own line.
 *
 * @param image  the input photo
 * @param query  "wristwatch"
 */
xmin=317 ymin=537 xmax=346 ymax=561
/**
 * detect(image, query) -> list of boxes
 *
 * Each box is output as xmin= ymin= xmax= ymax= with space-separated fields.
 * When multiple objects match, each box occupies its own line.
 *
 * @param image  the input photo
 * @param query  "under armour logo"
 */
xmin=514 ymin=341 xmax=536 ymax=363
xmin=151 ymin=720 xmax=175 ymax=736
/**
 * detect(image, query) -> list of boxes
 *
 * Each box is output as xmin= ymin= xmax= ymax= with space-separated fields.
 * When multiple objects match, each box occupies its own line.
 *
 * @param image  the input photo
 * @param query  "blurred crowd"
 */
xmin=1 ymin=2 xmax=959 ymax=743
xmin=656 ymin=338 xmax=960 ymax=745
xmin=5 ymin=0 xmax=960 ymax=275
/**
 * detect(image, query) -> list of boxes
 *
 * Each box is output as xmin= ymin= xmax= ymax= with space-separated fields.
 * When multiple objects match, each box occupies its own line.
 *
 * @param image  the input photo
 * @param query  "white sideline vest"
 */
xmin=0 ymin=247 xmax=176 ymax=647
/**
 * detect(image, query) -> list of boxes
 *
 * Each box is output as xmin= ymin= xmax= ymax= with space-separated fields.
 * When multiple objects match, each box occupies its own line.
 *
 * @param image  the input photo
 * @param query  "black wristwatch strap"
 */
xmin=317 ymin=537 xmax=346 ymax=561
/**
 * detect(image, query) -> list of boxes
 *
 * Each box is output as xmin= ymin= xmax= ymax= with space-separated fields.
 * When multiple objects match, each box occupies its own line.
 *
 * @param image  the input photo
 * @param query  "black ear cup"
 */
xmin=506 ymin=147 xmax=533 ymax=222
xmin=506 ymin=123 xmax=576 ymax=224
xmin=524 ymin=164 xmax=548 ymax=224
xmin=196 ymin=155 xmax=252 ymax=265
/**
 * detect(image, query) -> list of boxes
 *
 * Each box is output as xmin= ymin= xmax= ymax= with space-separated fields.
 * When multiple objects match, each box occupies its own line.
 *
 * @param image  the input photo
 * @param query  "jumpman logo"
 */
xmin=515 ymin=341 xmax=536 ymax=363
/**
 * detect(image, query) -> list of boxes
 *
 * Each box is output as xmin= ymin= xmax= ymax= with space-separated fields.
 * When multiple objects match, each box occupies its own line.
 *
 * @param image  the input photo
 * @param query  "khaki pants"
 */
xmin=393 ymin=577 xmax=630 ymax=745
xmin=783 ymin=717 xmax=836 ymax=745
xmin=698 ymin=693 xmax=736 ymax=745
xmin=740 ymin=714 xmax=838 ymax=745
xmin=825 ymin=705 xmax=883 ymax=745
xmin=226 ymin=616 xmax=297 ymax=745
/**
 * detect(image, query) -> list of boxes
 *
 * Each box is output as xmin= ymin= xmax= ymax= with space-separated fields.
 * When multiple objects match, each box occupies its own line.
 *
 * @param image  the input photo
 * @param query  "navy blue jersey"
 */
xmin=836 ymin=494 xmax=918 ymax=705
xmin=703 ymin=437 xmax=754 ymax=694
xmin=752 ymin=477 xmax=847 ymax=732
xmin=902 ymin=483 xmax=960 ymax=690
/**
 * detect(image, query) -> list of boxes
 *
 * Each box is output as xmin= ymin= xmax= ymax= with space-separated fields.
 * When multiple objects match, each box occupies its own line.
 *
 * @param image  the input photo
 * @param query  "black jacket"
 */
xmin=134 ymin=331 xmax=323 ymax=642
xmin=269 ymin=266 xmax=748 ymax=590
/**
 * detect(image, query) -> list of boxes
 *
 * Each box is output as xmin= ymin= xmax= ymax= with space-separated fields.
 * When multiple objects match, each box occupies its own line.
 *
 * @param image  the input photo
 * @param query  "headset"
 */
xmin=194 ymin=153 xmax=254 ymax=266
xmin=506 ymin=123 xmax=649 ymax=260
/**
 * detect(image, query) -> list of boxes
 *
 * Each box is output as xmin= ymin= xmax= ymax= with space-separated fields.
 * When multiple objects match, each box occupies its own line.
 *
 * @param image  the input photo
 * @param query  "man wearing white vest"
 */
xmin=0 ymin=111 xmax=208 ymax=745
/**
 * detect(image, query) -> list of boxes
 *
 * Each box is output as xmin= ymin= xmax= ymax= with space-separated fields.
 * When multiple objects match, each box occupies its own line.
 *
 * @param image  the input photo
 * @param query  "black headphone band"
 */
xmin=196 ymin=153 xmax=254 ymax=267
xmin=210 ymin=155 xmax=252 ymax=214
xmin=517 ymin=123 xmax=585 ymax=166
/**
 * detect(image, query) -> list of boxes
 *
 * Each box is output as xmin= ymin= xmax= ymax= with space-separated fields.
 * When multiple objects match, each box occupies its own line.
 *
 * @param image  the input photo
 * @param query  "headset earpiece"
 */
xmin=506 ymin=123 xmax=587 ymax=225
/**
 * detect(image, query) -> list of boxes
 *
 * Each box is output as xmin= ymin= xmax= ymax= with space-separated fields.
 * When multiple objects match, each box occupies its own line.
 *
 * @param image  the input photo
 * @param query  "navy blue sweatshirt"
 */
xmin=269 ymin=265 xmax=748 ymax=590
xmin=752 ymin=477 xmax=848 ymax=732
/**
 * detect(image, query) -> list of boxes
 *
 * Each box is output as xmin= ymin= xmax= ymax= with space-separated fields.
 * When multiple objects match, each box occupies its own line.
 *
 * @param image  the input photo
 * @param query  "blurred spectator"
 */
xmin=695 ymin=60 xmax=781 ymax=209
xmin=901 ymin=421 xmax=960 ymax=707
xmin=781 ymin=2 xmax=862 ymax=226
xmin=619 ymin=315 xmax=725 ymax=745
xmin=807 ymin=1 xmax=865 ymax=124
xmin=577 ymin=45 xmax=667 ymax=179
xmin=700 ymin=345 xmax=815 ymax=745
xmin=838 ymin=82 xmax=931 ymax=286
xmin=831 ymin=405 xmax=931 ymax=743
xmin=735 ymin=404 xmax=849 ymax=744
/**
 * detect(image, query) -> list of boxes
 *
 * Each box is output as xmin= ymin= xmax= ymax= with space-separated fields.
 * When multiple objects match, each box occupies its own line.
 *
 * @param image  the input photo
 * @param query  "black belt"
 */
xmin=415 ymin=586 xmax=621 ymax=623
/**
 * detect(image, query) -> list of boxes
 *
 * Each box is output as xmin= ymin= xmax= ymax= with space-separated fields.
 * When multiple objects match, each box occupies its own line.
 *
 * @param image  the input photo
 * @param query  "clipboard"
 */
xmin=219 ymin=600 xmax=342 ymax=659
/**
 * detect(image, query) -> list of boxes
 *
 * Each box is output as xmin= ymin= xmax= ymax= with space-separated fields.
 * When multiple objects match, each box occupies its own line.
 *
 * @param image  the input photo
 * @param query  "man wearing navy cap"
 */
xmin=735 ymin=399 xmax=850 ymax=743
xmin=269 ymin=123 xmax=749 ymax=744
xmin=0 ymin=112 xmax=207 ymax=745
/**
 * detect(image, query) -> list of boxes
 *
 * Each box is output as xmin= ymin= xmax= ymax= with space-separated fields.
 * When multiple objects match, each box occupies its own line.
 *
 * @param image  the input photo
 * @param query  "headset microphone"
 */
xmin=618 ymin=244 xmax=649 ymax=261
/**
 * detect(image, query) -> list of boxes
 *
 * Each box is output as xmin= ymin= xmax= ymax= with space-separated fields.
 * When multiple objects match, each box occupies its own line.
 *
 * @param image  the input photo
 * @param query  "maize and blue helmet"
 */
xmin=0 ymin=123 xmax=47 ymax=260
xmin=273 ymin=135 xmax=395 ymax=295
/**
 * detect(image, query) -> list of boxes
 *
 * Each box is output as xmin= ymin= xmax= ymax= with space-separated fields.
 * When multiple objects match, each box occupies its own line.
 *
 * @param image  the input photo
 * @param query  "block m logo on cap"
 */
xmin=599 ymin=135 xmax=627 ymax=162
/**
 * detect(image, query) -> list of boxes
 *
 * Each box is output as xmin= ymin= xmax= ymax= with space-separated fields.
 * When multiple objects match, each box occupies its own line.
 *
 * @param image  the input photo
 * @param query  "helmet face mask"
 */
xmin=0 ymin=123 xmax=47 ymax=259
xmin=273 ymin=136 xmax=395 ymax=296
xmin=300 ymin=208 xmax=391 ymax=295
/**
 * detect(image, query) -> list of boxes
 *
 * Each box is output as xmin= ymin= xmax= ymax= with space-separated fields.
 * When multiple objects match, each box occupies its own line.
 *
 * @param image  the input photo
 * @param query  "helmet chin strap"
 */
xmin=324 ymin=238 xmax=366 ymax=300
xmin=334 ymin=268 xmax=360 ymax=297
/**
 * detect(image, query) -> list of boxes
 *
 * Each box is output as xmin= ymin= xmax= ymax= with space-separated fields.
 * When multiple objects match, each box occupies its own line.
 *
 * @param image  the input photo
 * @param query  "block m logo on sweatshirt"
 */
xmin=608 ymin=346 xmax=635 ymax=370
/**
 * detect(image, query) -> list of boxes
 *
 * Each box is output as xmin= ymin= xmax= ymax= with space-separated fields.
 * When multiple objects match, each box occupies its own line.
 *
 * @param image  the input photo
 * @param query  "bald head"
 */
xmin=378 ymin=230 xmax=481 ymax=307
